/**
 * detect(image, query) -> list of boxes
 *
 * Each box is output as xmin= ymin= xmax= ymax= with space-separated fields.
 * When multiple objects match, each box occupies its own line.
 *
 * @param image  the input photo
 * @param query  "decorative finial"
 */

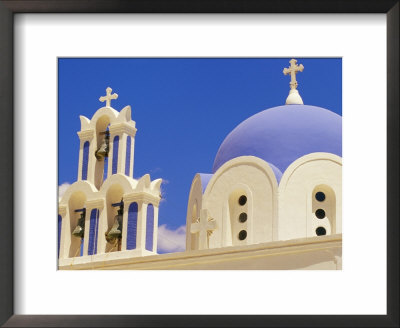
xmin=283 ymin=59 xmax=304 ymax=105
xmin=99 ymin=87 xmax=118 ymax=108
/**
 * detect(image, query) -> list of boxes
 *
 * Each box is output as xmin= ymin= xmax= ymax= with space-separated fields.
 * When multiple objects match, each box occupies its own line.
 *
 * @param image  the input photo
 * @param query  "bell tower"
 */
xmin=58 ymin=87 xmax=162 ymax=265
xmin=77 ymin=87 xmax=137 ymax=188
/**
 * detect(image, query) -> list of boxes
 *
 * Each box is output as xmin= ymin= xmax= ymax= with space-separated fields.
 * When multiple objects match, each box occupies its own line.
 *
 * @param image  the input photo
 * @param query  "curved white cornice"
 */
xmin=203 ymin=156 xmax=279 ymax=199
xmin=58 ymin=180 xmax=98 ymax=205
xmin=116 ymin=106 xmax=132 ymax=123
xmin=99 ymin=174 xmax=137 ymax=196
xmin=90 ymin=106 xmax=120 ymax=126
xmin=79 ymin=115 xmax=91 ymax=130
xmin=136 ymin=174 xmax=151 ymax=190
xmin=77 ymin=129 xmax=95 ymax=141
xmin=278 ymin=152 xmax=342 ymax=192
xmin=85 ymin=199 xmax=105 ymax=210
xmin=59 ymin=176 xmax=161 ymax=207
xmin=150 ymin=179 xmax=162 ymax=192
xmin=109 ymin=122 xmax=137 ymax=137
xmin=123 ymin=192 xmax=161 ymax=206
xmin=78 ymin=105 xmax=136 ymax=132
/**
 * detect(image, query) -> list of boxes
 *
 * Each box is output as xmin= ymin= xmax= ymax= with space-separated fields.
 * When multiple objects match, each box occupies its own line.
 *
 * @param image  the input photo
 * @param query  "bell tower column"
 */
xmin=58 ymin=205 xmax=67 ymax=260
xmin=149 ymin=203 xmax=160 ymax=252
xmin=77 ymin=129 xmax=95 ymax=183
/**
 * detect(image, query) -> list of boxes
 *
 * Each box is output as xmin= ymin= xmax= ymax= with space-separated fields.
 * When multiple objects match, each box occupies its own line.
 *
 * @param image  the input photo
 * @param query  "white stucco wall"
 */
xmin=186 ymin=153 xmax=342 ymax=252
xmin=201 ymin=156 xmax=279 ymax=248
xmin=278 ymin=153 xmax=342 ymax=241
xmin=185 ymin=174 xmax=204 ymax=251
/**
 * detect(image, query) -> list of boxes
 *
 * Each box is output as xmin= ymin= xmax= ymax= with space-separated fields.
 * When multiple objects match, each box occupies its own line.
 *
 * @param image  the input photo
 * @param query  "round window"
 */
xmin=239 ymin=212 xmax=247 ymax=223
xmin=238 ymin=230 xmax=247 ymax=240
xmin=315 ymin=209 xmax=326 ymax=219
xmin=315 ymin=192 xmax=326 ymax=202
xmin=238 ymin=195 xmax=247 ymax=206
xmin=316 ymin=227 xmax=326 ymax=236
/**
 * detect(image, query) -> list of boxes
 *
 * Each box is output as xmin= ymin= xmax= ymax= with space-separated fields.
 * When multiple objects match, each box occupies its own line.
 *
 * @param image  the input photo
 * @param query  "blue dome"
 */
xmin=212 ymin=104 xmax=342 ymax=174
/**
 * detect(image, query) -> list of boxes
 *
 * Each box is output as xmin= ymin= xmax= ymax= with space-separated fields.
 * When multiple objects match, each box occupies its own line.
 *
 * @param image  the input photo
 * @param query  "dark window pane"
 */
xmin=238 ymin=230 xmax=247 ymax=240
xmin=315 ymin=209 xmax=326 ymax=219
xmin=239 ymin=212 xmax=247 ymax=223
xmin=238 ymin=195 xmax=247 ymax=206
xmin=315 ymin=192 xmax=326 ymax=202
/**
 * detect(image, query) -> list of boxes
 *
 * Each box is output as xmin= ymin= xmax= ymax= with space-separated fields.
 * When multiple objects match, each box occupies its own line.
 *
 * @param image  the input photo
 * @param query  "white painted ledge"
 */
xmin=58 ymin=234 xmax=342 ymax=270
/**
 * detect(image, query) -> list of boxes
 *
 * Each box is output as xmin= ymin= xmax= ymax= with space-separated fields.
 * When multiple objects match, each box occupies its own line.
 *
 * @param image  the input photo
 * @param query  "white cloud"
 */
xmin=157 ymin=224 xmax=186 ymax=253
xmin=58 ymin=182 xmax=71 ymax=200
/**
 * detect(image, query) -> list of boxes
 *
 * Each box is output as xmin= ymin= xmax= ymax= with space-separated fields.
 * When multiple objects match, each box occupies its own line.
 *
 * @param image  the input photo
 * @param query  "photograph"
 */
xmin=58 ymin=57 xmax=342 ymax=270
xmin=1 ymin=0 xmax=397 ymax=325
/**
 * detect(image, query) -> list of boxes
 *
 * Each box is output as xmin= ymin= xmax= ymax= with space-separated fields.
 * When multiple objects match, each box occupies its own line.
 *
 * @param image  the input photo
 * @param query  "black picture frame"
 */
xmin=0 ymin=1 xmax=398 ymax=327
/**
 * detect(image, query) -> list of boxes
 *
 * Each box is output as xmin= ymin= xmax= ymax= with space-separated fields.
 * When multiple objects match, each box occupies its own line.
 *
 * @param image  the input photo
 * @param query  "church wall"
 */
xmin=185 ymin=174 xmax=203 ymax=250
xmin=278 ymin=153 xmax=342 ymax=241
xmin=202 ymin=156 xmax=279 ymax=249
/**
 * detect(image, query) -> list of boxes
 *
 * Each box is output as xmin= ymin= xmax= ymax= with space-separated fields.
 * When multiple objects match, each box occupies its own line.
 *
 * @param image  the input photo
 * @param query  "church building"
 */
xmin=58 ymin=59 xmax=342 ymax=270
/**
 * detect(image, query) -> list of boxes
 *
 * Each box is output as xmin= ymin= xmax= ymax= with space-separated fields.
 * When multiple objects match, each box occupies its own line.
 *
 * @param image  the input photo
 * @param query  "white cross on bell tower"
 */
xmin=99 ymin=87 xmax=118 ymax=108
xmin=190 ymin=209 xmax=217 ymax=250
xmin=283 ymin=58 xmax=304 ymax=105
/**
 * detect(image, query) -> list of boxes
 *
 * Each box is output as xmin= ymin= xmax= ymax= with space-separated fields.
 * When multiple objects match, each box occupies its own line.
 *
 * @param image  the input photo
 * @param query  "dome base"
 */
xmin=285 ymin=89 xmax=304 ymax=105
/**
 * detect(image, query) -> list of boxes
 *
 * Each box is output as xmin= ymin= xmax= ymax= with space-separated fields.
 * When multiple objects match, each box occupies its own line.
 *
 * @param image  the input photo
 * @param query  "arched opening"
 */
xmin=105 ymin=184 xmax=124 ymax=253
xmin=81 ymin=141 xmax=90 ymax=180
xmin=94 ymin=115 xmax=111 ymax=189
xmin=312 ymin=185 xmax=336 ymax=236
xmin=112 ymin=135 xmax=120 ymax=175
xmin=68 ymin=191 xmax=86 ymax=257
xmin=57 ymin=215 xmax=62 ymax=258
xmin=127 ymin=202 xmax=138 ymax=250
xmin=88 ymin=208 xmax=100 ymax=255
xmin=228 ymin=189 xmax=249 ymax=246
xmin=190 ymin=202 xmax=199 ymax=250
xmin=125 ymin=136 xmax=132 ymax=177
xmin=145 ymin=204 xmax=155 ymax=251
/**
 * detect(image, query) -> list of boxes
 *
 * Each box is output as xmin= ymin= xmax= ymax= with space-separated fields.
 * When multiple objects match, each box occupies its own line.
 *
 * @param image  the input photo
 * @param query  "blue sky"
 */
xmin=58 ymin=58 xmax=342 ymax=253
